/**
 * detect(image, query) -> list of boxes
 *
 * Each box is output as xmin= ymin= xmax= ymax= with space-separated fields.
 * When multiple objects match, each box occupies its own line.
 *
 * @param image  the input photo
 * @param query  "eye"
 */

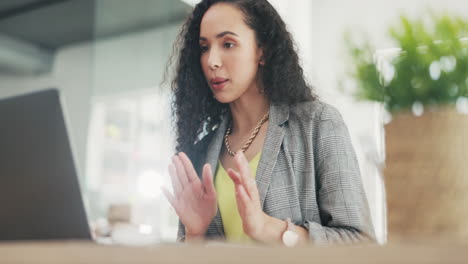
xmin=200 ymin=45 xmax=209 ymax=53
xmin=224 ymin=42 xmax=235 ymax=49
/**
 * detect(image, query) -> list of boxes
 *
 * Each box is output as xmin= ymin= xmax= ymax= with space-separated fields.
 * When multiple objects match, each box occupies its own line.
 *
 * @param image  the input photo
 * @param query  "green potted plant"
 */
xmin=345 ymin=13 xmax=468 ymax=240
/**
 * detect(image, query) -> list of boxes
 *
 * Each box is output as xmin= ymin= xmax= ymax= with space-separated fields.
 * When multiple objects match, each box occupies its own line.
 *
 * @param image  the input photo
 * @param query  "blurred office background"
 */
xmin=0 ymin=0 xmax=466 ymax=244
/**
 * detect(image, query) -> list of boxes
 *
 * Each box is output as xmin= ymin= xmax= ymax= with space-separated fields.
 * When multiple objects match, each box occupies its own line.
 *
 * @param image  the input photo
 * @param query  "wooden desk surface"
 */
xmin=0 ymin=240 xmax=467 ymax=263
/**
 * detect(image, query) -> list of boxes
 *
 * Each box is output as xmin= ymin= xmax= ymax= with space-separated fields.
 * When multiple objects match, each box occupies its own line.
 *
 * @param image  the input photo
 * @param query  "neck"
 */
xmin=229 ymin=88 xmax=270 ymax=135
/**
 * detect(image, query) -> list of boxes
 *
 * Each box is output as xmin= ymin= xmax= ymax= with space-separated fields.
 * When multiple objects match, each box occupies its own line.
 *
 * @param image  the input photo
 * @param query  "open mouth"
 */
xmin=211 ymin=79 xmax=229 ymax=90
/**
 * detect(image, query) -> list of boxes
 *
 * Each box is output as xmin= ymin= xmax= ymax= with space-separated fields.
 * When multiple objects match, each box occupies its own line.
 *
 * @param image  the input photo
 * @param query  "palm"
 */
xmin=176 ymin=178 xmax=217 ymax=234
xmin=163 ymin=153 xmax=218 ymax=236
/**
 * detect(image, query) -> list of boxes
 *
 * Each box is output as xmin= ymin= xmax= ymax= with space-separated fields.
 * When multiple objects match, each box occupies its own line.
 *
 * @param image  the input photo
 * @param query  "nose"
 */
xmin=207 ymin=47 xmax=222 ymax=71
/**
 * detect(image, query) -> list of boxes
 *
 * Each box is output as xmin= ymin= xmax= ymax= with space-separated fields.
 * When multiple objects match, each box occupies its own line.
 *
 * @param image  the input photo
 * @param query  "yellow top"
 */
xmin=214 ymin=152 xmax=262 ymax=243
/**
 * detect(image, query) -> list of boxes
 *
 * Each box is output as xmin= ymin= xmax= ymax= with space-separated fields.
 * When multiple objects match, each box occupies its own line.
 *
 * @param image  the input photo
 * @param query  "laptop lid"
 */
xmin=0 ymin=89 xmax=92 ymax=241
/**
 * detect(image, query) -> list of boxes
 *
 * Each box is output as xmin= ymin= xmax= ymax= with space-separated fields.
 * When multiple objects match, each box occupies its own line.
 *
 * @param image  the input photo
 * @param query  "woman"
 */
xmin=162 ymin=0 xmax=375 ymax=245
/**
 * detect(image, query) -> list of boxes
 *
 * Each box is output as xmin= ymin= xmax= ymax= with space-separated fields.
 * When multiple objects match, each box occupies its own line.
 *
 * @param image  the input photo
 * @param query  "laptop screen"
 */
xmin=0 ymin=89 xmax=92 ymax=241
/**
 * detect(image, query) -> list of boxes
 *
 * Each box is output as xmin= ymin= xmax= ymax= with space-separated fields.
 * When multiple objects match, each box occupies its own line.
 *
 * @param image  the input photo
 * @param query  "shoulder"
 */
xmin=288 ymin=99 xmax=344 ymax=123
xmin=287 ymin=100 xmax=351 ymax=144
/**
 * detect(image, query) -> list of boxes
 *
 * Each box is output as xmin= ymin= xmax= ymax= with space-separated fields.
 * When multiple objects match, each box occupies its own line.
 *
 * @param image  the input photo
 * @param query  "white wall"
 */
xmin=92 ymin=24 xmax=180 ymax=97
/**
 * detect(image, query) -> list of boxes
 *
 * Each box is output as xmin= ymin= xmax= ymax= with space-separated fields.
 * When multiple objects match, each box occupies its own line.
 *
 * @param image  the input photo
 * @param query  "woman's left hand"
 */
xmin=226 ymin=151 xmax=270 ymax=241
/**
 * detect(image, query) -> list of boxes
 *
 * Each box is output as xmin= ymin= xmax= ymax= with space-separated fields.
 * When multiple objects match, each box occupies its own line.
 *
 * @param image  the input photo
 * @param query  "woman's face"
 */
xmin=199 ymin=3 xmax=263 ymax=103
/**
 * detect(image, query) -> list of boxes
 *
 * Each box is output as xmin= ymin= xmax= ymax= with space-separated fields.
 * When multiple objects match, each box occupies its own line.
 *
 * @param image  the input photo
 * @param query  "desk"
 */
xmin=0 ymin=240 xmax=466 ymax=263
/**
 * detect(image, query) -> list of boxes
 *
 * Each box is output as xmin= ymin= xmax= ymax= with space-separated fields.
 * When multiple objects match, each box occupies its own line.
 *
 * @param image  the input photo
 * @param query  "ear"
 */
xmin=257 ymin=47 xmax=265 ymax=66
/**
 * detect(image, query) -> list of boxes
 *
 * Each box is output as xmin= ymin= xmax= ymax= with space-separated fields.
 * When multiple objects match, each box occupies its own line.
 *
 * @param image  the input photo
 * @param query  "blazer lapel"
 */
xmin=205 ymin=116 xmax=229 ymax=175
xmin=256 ymin=103 xmax=289 ymax=209
xmin=203 ymin=103 xmax=289 ymax=237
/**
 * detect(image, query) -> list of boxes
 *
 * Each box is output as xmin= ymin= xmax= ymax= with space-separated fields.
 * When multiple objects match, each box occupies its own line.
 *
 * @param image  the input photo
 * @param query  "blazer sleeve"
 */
xmin=177 ymin=220 xmax=186 ymax=242
xmin=304 ymin=104 xmax=376 ymax=244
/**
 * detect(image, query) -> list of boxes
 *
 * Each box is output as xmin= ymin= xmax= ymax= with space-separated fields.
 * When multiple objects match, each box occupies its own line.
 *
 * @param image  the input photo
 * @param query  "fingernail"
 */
xmin=205 ymin=164 xmax=212 ymax=173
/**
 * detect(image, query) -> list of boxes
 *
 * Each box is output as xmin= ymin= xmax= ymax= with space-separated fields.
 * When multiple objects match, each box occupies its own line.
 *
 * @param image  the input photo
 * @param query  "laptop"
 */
xmin=0 ymin=89 xmax=92 ymax=241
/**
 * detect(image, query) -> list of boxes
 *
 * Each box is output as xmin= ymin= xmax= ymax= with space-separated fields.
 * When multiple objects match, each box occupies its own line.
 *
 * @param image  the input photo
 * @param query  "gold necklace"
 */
xmin=224 ymin=112 xmax=269 ymax=156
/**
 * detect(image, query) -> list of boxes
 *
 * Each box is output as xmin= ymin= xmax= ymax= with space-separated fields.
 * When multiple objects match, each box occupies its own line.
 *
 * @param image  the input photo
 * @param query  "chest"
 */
xmin=219 ymin=122 xmax=268 ymax=171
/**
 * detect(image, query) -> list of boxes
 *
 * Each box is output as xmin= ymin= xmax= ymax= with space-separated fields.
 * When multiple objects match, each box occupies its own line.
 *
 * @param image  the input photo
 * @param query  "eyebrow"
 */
xmin=199 ymin=31 xmax=239 ymax=41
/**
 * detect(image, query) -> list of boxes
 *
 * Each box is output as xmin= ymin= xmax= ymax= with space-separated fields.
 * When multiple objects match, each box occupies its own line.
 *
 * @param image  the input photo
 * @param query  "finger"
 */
xmin=178 ymin=152 xmax=200 ymax=183
xmin=168 ymin=163 xmax=182 ymax=195
xmin=161 ymin=187 xmax=179 ymax=213
xmin=229 ymin=168 xmax=252 ymax=202
xmin=233 ymin=184 xmax=244 ymax=216
xmin=234 ymin=152 xmax=256 ymax=197
xmin=227 ymin=168 xmax=243 ymax=186
xmin=235 ymin=184 xmax=251 ymax=208
xmin=172 ymin=155 xmax=189 ymax=187
xmin=234 ymin=152 xmax=251 ymax=184
xmin=202 ymin=164 xmax=217 ymax=197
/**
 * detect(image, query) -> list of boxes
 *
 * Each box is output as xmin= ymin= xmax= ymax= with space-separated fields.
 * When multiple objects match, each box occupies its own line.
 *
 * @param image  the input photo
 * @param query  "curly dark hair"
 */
xmin=170 ymin=0 xmax=316 ymax=155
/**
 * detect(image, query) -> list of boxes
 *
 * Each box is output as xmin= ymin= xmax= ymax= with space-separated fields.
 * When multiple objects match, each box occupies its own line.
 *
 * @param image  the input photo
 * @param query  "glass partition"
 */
xmin=86 ymin=0 xmax=191 ymax=243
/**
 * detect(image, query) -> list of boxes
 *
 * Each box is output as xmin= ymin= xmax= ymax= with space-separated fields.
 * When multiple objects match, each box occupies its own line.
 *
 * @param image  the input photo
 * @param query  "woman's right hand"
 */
xmin=162 ymin=152 xmax=218 ymax=239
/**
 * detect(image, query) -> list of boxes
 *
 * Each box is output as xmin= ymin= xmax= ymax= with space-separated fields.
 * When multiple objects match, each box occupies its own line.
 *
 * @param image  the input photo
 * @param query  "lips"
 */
xmin=211 ymin=77 xmax=228 ymax=84
xmin=210 ymin=77 xmax=229 ymax=90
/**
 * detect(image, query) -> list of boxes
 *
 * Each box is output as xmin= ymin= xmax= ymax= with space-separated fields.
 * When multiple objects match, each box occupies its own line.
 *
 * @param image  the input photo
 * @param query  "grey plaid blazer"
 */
xmin=178 ymin=100 xmax=376 ymax=244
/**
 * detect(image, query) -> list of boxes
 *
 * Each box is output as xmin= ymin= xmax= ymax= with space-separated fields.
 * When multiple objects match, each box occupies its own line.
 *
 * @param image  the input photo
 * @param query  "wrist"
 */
xmin=282 ymin=218 xmax=300 ymax=247
xmin=185 ymin=227 xmax=206 ymax=242
xmin=250 ymin=215 xmax=307 ymax=246
xmin=249 ymin=213 xmax=280 ymax=243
